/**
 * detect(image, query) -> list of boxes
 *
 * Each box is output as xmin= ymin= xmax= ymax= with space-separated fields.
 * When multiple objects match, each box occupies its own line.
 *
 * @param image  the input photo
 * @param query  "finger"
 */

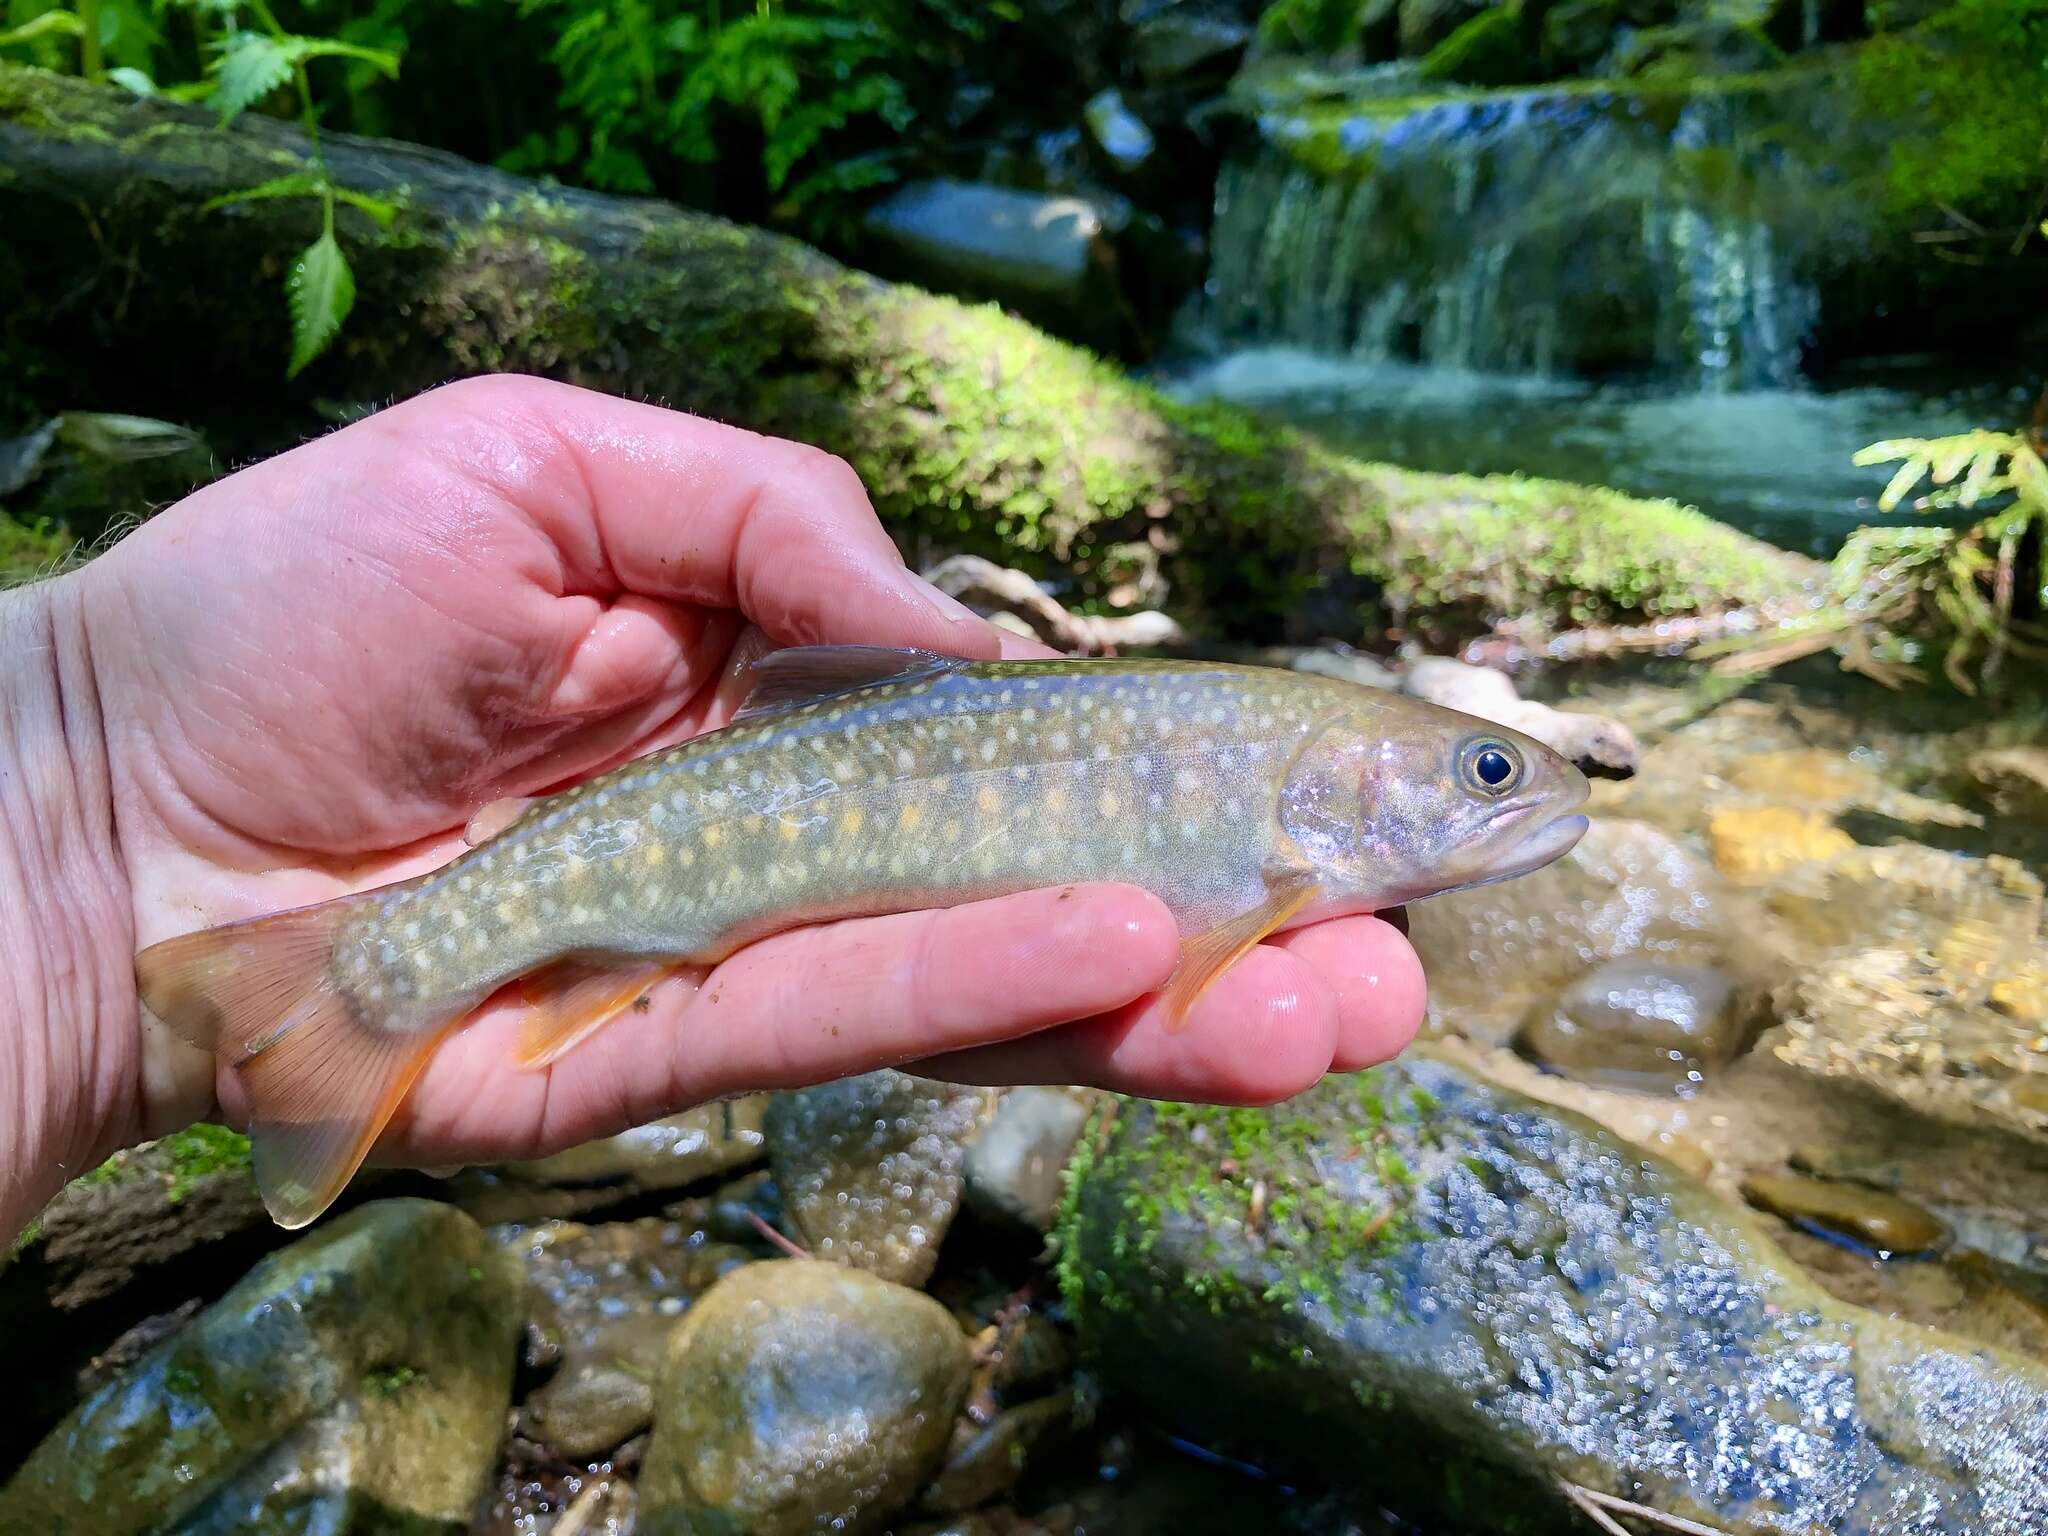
xmin=408 ymin=375 xmax=1017 ymax=657
xmin=391 ymin=883 xmax=1179 ymax=1160
xmin=909 ymin=942 xmax=1341 ymax=1106
xmin=1267 ymin=915 xmax=1426 ymax=1072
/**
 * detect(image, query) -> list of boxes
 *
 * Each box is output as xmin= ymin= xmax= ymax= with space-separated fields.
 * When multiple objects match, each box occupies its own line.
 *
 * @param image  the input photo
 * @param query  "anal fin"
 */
xmin=511 ymin=957 xmax=699 ymax=1070
xmin=1160 ymin=876 xmax=1319 ymax=1033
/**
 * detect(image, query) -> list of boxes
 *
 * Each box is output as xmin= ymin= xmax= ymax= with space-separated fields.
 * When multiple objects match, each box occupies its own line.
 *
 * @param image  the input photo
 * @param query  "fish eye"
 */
xmin=1460 ymin=738 xmax=1522 ymax=796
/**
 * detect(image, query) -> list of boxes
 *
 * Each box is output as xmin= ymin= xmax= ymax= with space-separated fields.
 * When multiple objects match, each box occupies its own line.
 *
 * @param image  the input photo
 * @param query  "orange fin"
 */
xmin=464 ymin=795 xmax=537 ymax=847
xmin=1160 ymin=877 xmax=1319 ymax=1033
xmin=136 ymin=899 xmax=450 ymax=1230
xmin=511 ymin=957 xmax=692 ymax=1070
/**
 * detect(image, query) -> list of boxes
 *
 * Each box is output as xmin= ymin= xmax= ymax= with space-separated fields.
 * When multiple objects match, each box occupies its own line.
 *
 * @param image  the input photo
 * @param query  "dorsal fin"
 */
xmin=733 ymin=646 xmax=970 ymax=722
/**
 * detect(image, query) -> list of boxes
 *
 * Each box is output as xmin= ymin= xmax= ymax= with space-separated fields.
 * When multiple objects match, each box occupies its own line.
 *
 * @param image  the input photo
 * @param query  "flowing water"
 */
xmin=1160 ymin=347 xmax=2034 ymax=555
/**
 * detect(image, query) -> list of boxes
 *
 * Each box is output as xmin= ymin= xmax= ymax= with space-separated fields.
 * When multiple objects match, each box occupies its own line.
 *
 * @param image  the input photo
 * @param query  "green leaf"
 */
xmin=106 ymin=65 xmax=157 ymax=94
xmin=278 ymin=34 xmax=400 ymax=76
xmin=202 ymin=170 xmax=328 ymax=214
xmin=331 ymin=187 xmax=398 ymax=230
xmin=0 ymin=10 xmax=86 ymax=45
xmin=1877 ymin=457 xmax=1929 ymax=513
xmin=212 ymin=33 xmax=293 ymax=121
xmin=285 ymin=230 xmax=355 ymax=379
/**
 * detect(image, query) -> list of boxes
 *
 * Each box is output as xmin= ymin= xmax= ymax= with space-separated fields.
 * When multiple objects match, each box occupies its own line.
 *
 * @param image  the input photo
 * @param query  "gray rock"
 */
xmin=767 ymin=1071 xmax=994 ymax=1286
xmin=965 ymin=1087 xmax=1095 ymax=1232
xmin=503 ymin=1097 xmax=769 ymax=1192
xmin=641 ymin=1260 xmax=971 ymax=1535
xmin=508 ymin=1215 xmax=754 ymax=1461
xmin=5 ymin=1199 xmax=523 ymax=1533
xmin=1130 ymin=11 xmax=1250 ymax=81
xmin=1082 ymin=89 xmax=1155 ymax=179
xmin=1057 ymin=1059 xmax=2048 ymax=1533
xmin=918 ymin=1392 xmax=1076 ymax=1515
xmin=1516 ymin=958 xmax=1743 ymax=1092
xmin=860 ymin=180 xmax=1118 ymax=346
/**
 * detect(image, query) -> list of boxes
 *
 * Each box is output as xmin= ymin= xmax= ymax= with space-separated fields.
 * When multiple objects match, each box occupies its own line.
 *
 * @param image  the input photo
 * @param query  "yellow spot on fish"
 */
xmin=703 ymin=826 xmax=725 ymax=849
xmin=1098 ymin=792 xmax=1119 ymax=818
xmin=899 ymin=804 xmax=924 ymax=831
xmin=778 ymin=820 xmax=801 ymax=843
xmin=1045 ymin=786 xmax=1068 ymax=814
xmin=679 ymin=846 xmax=695 ymax=868
xmin=944 ymin=818 xmax=962 ymax=842
xmin=840 ymin=808 xmax=865 ymax=837
xmin=977 ymin=787 xmax=1001 ymax=815
xmin=745 ymin=815 xmax=765 ymax=833
xmin=646 ymin=843 xmax=667 ymax=865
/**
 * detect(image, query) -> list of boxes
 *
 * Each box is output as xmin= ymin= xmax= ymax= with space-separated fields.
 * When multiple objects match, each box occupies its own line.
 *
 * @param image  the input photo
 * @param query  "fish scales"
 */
xmin=136 ymin=649 xmax=1591 ymax=1230
xmin=343 ymin=660 xmax=1317 ymax=1021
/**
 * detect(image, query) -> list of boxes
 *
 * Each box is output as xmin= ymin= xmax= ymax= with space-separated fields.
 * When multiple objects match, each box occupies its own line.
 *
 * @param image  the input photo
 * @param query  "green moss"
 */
xmin=1853 ymin=1 xmax=2048 ymax=228
xmin=362 ymin=1364 xmax=424 ymax=1396
xmin=69 ymin=1123 xmax=253 ymax=1205
xmin=0 ymin=512 xmax=75 ymax=587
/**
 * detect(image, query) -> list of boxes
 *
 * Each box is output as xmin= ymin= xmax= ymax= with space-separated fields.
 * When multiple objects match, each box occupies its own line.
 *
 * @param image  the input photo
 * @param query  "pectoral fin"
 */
xmin=511 ymin=957 xmax=700 ymax=1069
xmin=464 ymin=796 xmax=537 ymax=847
xmin=1160 ymin=876 xmax=1320 ymax=1032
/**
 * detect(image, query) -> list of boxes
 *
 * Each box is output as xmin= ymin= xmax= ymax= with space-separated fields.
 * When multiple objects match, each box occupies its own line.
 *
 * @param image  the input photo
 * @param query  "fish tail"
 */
xmin=136 ymin=897 xmax=450 ymax=1232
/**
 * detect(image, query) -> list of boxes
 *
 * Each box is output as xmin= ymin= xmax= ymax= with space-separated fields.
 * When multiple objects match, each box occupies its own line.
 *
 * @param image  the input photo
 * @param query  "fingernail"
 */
xmin=910 ymin=575 xmax=987 ymax=629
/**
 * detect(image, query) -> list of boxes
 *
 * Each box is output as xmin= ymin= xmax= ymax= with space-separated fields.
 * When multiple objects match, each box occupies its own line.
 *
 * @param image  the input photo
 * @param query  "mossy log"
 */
xmin=0 ymin=66 xmax=1821 ymax=643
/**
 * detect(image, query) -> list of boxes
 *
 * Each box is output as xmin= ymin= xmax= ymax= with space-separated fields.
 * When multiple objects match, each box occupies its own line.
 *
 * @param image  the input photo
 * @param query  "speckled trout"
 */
xmin=138 ymin=648 xmax=1590 ymax=1228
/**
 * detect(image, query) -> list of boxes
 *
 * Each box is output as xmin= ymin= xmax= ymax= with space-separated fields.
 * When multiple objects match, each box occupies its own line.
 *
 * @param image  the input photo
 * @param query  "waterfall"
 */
xmin=1197 ymin=84 xmax=1821 ymax=390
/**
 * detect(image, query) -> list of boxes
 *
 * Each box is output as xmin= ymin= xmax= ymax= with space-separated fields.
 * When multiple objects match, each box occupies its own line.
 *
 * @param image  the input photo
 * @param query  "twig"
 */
xmin=922 ymin=554 xmax=1186 ymax=655
xmin=745 ymin=1210 xmax=813 ymax=1260
xmin=1562 ymin=1480 xmax=1736 ymax=1536
xmin=550 ymin=1479 xmax=610 ymax=1536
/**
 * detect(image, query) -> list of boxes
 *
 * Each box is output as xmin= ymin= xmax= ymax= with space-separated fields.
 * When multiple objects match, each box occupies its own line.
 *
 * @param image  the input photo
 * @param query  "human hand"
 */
xmin=3 ymin=375 xmax=1423 ymax=1237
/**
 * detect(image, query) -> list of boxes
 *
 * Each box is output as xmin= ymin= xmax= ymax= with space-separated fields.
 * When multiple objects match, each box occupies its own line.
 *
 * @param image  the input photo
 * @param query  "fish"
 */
xmin=136 ymin=647 xmax=1591 ymax=1230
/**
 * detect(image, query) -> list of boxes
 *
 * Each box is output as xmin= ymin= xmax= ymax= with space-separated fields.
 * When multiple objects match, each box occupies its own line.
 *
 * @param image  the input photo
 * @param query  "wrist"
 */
xmin=0 ymin=573 xmax=135 ymax=1243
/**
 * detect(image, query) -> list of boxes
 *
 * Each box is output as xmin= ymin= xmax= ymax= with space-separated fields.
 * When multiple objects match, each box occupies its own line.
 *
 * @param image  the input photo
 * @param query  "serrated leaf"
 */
xmin=212 ymin=33 xmax=293 ymax=121
xmin=286 ymin=231 xmax=354 ymax=379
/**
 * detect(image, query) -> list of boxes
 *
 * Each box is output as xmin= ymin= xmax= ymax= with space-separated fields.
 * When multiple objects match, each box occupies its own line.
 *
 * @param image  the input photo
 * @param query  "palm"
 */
xmin=80 ymin=377 xmax=1424 ymax=1176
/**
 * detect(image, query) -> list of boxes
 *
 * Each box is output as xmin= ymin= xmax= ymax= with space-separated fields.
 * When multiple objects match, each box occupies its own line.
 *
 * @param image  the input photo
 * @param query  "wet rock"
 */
xmin=1081 ymin=88 xmax=1154 ymax=179
xmin=1729 ymin=747 xmax=1981 ymax=828
xmin=1706 ymin=804 xmax=1855 ymax=885
xmin=641 ymin=1260 xmax=971 ymax=1535
xmin=503 ymin=1098 xmax=769 ymax=1193
xmin=1992 ymin=952 xmax=2048 ymax=1027
xmin=1399 ymin=657 xmax=1639 ymax=776
xmin=1740 ymin=1171 xmax=1948 ymax=1256
xmin=920 ymin=1392 xmax=1077 ymax=1515
xmin=767 ymin=1071 xmax=995 ymax=1286
xmin=1764 ymin=846 xmax=2041 ymax=1004
xmin=859 ymin=180 xmax=1121 ymax=351
xmin=1411 ymin=818 xmax=1740 ymax=1047
xmin=1515 ymin=958 xmax=1742 ymax=1092
xmin=5 ymin=1199 xmax=522 ymax=1532
xmin=1057 ymin=1058 xmax=2048 ymax=1534
xmin=1968 ymin=746 xmax=2048 ymax=823
xmin=1777 ymin=1232 xmax=2048 ymax=1362
xmin=965 ymin=1087 xmax=1096 ymax=1233
xmin=509 ymin=1216 xmax=753 ymax=1461
xmin=1129 ymin=10 xmax=1250 ymax=82
xmin=988 ymin=1312 xmax=1072 ymax=1403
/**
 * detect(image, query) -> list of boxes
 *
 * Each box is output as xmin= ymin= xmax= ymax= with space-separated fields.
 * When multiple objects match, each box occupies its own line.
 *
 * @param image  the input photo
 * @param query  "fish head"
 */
xmin=1278 ymin=698 xmax=1590 ymax=908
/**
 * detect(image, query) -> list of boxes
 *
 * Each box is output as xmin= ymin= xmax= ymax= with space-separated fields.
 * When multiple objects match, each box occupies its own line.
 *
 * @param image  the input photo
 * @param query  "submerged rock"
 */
xmin=503 ymin=1098 xmax=769 ymax=1193
xmin=1515 ymin=957 xmax=1743 ymax=1091
xmin=767 ymin=1071 xmax=995 ymax=1285
xmin=5 ymin=1199 xmax=522 ymax=1533
xmin=1082 ymin=88 xmax=1155 ymax=179
xmin=964 ymin=1086 xmax=1096 ymax=1233
xmin=1057 ymin=1058 xmax=2048 ymax=1534
xmin=1411 ymin=818 xmax=1739 ymax=1046
xmin=641 ymin=1260 xmax=971 ymax=1535
xmin=509 ymin=1216 xmax=753 ymax=1461
xmin=1706 ymin=804 xmax=1855 ymax=885
xmin=919 ymin=1392 xmax=1077 ymax=1515
xmin=1739 ymin=1171 xmax=1948 ymax=1256
xmin=1968 ymin=746 xmax=2048 ymax=824
xmin=1129 ymin=11 xmax=1250 ymax=81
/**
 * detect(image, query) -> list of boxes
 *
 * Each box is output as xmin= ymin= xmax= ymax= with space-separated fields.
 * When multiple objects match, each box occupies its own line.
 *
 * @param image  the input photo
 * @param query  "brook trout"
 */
xmin=138 ymin=648 xmax=1590 ymax=1229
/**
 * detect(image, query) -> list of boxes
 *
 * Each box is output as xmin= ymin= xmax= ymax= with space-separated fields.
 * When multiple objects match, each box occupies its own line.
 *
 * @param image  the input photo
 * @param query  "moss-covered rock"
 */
xmin=0 ymin=65 xmax=1818 ymax=645
xmin=1054 ymin=1056 xmax=2048 ymax=1532
xmin=4 ymin=1198 xmax=523 ymax=1533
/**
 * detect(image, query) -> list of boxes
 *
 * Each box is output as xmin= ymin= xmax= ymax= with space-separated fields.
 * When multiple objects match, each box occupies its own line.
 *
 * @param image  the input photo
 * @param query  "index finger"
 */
xmin=413 ymin=374 xmax=1053 ymax=659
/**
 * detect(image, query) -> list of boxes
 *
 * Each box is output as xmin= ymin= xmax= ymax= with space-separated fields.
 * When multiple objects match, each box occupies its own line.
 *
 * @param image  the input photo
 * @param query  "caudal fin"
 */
xmin=136 ymin=901 xmax=445 ymax=1231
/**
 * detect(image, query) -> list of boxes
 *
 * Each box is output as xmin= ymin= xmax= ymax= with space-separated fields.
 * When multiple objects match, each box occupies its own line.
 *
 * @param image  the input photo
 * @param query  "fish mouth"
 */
xmin=1447 ymin=808 xmax=1591 ymax=896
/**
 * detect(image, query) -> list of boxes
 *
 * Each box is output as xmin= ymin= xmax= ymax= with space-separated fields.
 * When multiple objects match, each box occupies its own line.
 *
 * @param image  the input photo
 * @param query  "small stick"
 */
xmin=550 ymin=1480 xmax=610 ymax=1536
xmin=1562 ymin=1482 xmax=1633 ymax=1536
xmin=745 ymin=1210 xmax=813 ymax=1261
xmin=1562 ymin=1480 xmax=1736 ymax=1536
